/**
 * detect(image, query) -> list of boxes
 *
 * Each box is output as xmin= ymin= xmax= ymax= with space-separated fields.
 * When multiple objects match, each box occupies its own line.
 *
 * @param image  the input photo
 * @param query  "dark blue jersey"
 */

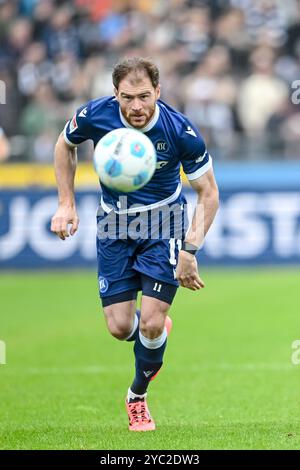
xmin=64 ymin=97 xmax=212 ymax=213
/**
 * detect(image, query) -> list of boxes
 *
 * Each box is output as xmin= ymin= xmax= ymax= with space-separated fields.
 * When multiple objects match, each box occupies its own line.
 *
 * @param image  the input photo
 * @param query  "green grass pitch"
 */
xmin=0 ymin=268 xmax=300 ymax=450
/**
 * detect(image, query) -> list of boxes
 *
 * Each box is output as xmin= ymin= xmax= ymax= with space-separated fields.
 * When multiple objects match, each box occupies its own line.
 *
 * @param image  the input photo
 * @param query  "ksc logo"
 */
xmin=99 ymin=276 xmax=109 ymax=293
xmin=156 ymin=140 xmax=168 ymax=152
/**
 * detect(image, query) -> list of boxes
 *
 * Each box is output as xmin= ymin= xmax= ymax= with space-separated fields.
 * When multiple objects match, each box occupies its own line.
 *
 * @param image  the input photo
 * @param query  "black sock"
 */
xmin=130 ymin=328 xmax=167 ymax=395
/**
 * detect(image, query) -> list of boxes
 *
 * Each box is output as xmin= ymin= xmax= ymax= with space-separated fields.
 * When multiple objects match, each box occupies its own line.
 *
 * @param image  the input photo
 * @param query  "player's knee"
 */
xmin=103 ymin=303 xmax=135 ymax=340
xmin=139 ymin=316 xmax=165 ymax=340
xmin=107 ymin=319 xmax=132 ymax=341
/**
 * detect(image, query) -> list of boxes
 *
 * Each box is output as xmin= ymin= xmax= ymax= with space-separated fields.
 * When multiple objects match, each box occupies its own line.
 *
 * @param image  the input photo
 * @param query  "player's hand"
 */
xmin=51 ymin=205 xmax=79 ymax=241
xmin=176 ymin=250 xmax=205 ymax=291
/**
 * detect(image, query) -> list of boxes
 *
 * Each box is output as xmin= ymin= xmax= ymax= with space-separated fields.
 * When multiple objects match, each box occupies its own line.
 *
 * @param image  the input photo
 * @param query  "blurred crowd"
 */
xmin=1 ymin=0 xmax=300 ymax=163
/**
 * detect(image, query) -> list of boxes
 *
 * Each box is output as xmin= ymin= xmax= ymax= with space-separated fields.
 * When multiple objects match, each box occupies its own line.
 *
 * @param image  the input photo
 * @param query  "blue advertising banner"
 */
xmin=0 ymin=188 xmax=300 ymax=268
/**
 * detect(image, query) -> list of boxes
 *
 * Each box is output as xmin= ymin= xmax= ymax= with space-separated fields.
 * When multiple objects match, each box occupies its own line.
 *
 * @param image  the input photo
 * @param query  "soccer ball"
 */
xmin=93 ymin=128 xmax=157 ymax=192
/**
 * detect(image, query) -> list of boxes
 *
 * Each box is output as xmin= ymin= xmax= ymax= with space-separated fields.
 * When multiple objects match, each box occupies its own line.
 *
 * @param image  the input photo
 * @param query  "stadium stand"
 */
xmin=0 ymin=0 xmax=299 ymax=164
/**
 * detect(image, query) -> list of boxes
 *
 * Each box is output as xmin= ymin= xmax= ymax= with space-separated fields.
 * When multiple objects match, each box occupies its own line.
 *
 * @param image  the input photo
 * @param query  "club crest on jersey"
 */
xmin=99 ymin=276 xmax=109 ymax=294
xmin=69 ymin=114 xmax=78 ymax=133
xmin=155 ymin=140 xmax=168 ymax=152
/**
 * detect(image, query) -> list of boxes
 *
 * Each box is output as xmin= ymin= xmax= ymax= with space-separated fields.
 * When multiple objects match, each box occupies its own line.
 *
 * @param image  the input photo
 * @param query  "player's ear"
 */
xmin=114 ymin=87 xmax=119 ymax=99
xmin=156 ymin=84 xmax=161 ymax=100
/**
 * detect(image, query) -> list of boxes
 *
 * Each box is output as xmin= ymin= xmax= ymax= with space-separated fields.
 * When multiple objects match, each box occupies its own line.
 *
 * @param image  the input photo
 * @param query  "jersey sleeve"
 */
xmin=178 ymin=120 xmax=212 ymax=180
xmin=63 ymin=102 xmax=92 ymax=147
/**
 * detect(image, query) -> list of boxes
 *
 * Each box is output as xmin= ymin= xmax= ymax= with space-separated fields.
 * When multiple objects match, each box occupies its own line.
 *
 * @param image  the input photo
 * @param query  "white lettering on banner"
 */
xmin=203 ymin=195 xmax=269 ymax=258
xmin=224 ymin=193 xmax=269 ymax=258
xmin=186 ymin=191 xmax=300 ymax=259
xmin=30 ymin=197 xmax=78 ymax=259
xmin=263 ymin=194 xmax=300 ymax=258
xmin=0 ymin=197 xmax=29 ymax=260
xmin=0 ymin=195 xmax=98 ymax=261
xmin=1 ymin=192 xmax=300 ymax=262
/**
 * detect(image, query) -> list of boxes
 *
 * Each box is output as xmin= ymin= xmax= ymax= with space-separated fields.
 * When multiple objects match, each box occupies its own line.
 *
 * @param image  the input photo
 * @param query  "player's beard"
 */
xmin=125 ymin=104 xmax=156 ymax=129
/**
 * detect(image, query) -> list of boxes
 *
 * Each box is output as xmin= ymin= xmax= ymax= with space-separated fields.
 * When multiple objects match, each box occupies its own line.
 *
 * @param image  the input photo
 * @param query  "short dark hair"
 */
xmin=112 ymin=57 xmax=160 ymax=90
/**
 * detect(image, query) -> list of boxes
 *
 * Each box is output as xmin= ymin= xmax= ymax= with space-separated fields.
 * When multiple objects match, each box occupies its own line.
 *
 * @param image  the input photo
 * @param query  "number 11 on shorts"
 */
xmin=153 ymin=282 xmax=162 ymax=292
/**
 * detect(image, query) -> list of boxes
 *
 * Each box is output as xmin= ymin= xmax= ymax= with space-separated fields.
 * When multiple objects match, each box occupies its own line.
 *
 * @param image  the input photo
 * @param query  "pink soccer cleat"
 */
xmin=125 ymin=397 xmax=156 ymax=432
xmin=150 ymin=315 xmax=172 ymax=381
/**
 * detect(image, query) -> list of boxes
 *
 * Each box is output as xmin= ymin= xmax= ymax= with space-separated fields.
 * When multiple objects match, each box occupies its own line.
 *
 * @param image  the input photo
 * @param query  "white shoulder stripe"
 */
xmin=63 ymin=122 xmax=77 ymax=147
xmin=185 ymin=155 xmax=212 ymax=180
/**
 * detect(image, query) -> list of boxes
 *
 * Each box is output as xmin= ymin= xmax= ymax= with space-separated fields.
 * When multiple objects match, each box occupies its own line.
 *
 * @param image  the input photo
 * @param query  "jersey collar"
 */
xmin=119 ymin=103 xmax=160 ymax=133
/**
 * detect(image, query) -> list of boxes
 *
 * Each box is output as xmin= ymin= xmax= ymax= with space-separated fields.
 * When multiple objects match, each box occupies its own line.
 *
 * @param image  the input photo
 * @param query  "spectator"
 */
xmin=0 ymin=0 xmax=299 ymax=161
xmin=237 ymin=46 xmax=288 ymax=136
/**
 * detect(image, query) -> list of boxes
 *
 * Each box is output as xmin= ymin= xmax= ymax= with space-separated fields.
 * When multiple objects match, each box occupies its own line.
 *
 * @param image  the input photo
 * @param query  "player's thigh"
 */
xmin=103 ymin=298 xmax=137 ymax=339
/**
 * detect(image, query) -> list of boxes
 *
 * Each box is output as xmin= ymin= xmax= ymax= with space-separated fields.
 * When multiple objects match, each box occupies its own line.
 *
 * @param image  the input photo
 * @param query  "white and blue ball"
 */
xmin=93 ymin=128 xmax=157 ymax=192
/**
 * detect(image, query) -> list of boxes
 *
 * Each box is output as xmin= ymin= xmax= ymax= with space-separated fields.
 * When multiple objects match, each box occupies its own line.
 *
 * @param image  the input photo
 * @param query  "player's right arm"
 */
xmin=51 ymin=133 xmax=79 ymax=240
xmin=51 ymin=103 xmax=92 ymax=240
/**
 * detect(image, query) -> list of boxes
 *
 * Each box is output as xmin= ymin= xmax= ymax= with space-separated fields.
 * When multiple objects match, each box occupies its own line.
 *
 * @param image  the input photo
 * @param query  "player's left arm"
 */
xmin=176 ymin=168 xmax=219 ymax=291
xmin=176 ymin=120 xmax=219 ymax=290
xmin=185 ymin=167 xmax=219 ymax=250
xmin=176 ymin=145 xmax=219 ymax=290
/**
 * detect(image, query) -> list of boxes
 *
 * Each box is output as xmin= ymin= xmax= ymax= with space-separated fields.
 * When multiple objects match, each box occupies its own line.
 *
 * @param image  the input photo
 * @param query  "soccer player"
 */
xmin=51 ymin=57 xmax=219 ymax=432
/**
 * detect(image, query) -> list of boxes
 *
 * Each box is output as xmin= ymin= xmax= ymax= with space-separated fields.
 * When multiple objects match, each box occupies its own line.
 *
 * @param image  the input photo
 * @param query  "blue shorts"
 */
xmin=96 ymin=207 xmax=185 ymax=304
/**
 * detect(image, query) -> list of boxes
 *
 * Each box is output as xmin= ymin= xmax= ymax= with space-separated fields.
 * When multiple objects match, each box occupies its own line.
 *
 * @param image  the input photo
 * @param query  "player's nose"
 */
xmin=131 ymin=98 xmax=142 ymax=112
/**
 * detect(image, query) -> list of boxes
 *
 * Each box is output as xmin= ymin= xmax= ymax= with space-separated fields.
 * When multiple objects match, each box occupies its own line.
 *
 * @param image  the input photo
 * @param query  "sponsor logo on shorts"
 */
xmin=99 ymin=276 xmax=109 ymax=293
